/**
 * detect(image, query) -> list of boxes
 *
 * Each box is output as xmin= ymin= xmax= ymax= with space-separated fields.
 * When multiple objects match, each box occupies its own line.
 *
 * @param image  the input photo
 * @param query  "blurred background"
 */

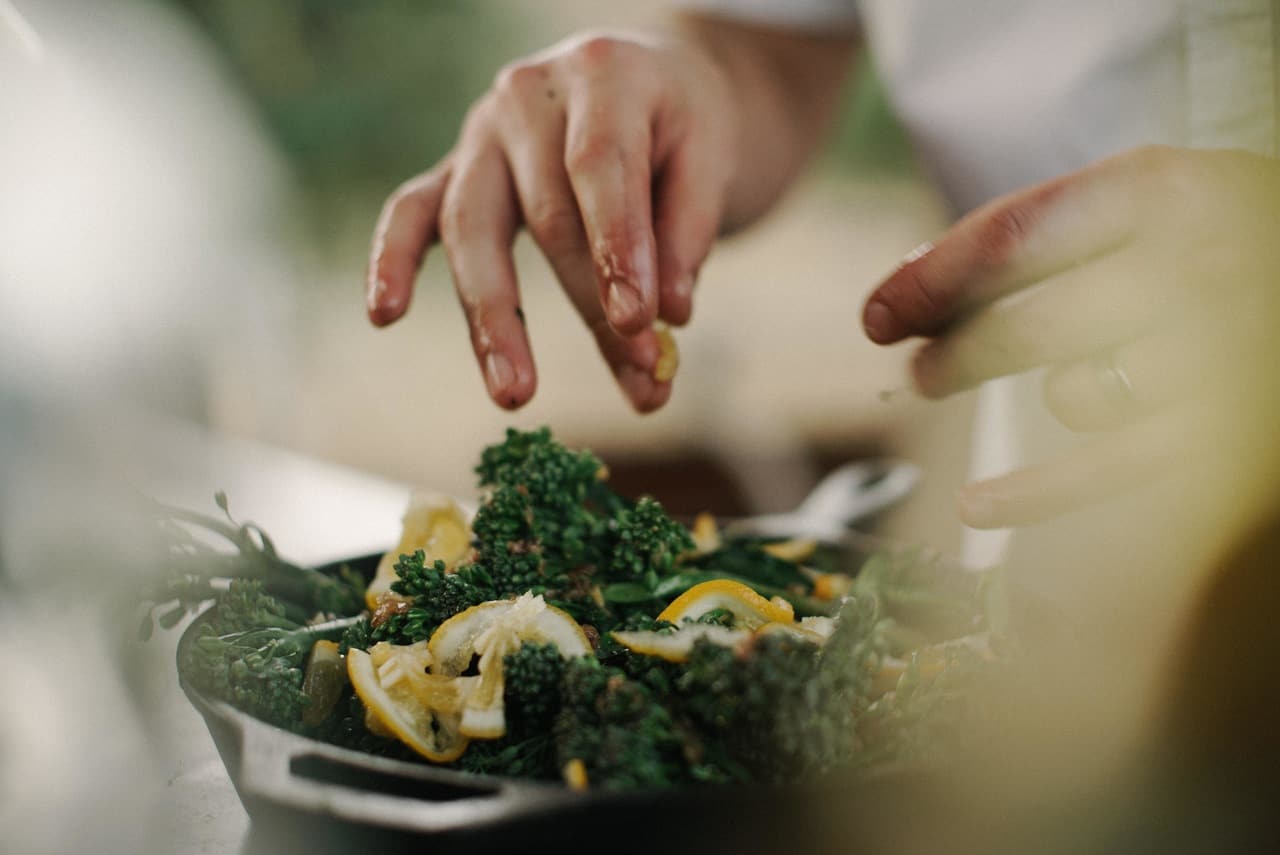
xmin=2 ymin=0 xmax=971 ymax=538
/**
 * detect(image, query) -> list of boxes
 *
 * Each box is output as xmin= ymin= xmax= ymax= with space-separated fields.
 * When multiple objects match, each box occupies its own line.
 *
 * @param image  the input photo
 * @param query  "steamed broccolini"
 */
xmin=155 ymin=426 xmax=1000 ymax=793
xmin=182 ymin=580 xmax=359 ymax=727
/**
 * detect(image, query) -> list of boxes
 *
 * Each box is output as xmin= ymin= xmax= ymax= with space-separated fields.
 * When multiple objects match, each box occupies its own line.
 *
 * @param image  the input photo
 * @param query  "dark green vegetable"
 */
xmin=141 ymin=491 xmax=365 ymax=637
xmin=181 ymin=579 xmax=359 ymax=728
xmin=554 ymin=657 xmax=687 ymax=791
xmin=152 ymin=427 xmax=1002 ymax=792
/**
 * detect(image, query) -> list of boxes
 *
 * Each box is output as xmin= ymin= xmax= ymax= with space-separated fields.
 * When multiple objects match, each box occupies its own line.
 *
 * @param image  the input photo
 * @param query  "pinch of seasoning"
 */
xmin=563 ymin=758 xmax=589 ymax=792
xmin=652 ymin=323 xmax=679 ymax=382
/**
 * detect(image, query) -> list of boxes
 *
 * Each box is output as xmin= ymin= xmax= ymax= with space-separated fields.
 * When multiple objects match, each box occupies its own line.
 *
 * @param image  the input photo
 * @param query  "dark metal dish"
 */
xmin=178 ymin=546 xmax=990 ymax=855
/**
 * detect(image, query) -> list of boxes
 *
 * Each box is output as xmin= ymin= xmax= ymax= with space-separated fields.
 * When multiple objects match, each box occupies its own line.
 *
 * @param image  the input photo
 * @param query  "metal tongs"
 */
xmin=721 ymin=459 xmax=920 ymax=544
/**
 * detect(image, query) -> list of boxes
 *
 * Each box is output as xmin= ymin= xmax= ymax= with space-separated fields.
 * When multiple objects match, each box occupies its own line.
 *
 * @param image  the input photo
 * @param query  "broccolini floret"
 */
xmin=451 ymin=642 xmax=573 ymax=780
xmin=607 ymin=496 xmax=696 ymax=579
xmin=182 ymin=580 xmax=358 ymax=728
xmin=554 ymin=657 xmax=686 ymax=790
xmin=503 ymin=642 xmax=571 ymax=739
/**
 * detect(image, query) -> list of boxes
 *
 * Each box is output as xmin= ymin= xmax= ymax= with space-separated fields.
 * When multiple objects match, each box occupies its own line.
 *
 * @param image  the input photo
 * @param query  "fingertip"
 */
xmin=366 ymin=276 xmax=410 ymax=327
xmin=632 ymin=378 xmax=673 ymax=414
xmin=910 ymin=344 xmax=952 ymax=400
xmin=615 ymin=363 xmax=672 ymax=413
xmin=862 ymin=298 xmax=900 ymax=344
xmin=659 ymin=274 xmax=694 ymax=327
xmin=956 ymin=486 xmax=999 ymax=529
xmin=483 ymin=350 xmax=537 ymax=410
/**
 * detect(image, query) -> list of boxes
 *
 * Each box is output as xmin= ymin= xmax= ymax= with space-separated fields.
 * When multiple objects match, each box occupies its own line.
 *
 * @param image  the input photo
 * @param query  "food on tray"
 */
xmin=144 ymin=428 xmax=1004 ymax=791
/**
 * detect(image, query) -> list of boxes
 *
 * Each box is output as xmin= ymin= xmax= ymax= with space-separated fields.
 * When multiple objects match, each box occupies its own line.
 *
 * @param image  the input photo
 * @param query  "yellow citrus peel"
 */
xmin=367 ymin=493 xmax=472 ymax=611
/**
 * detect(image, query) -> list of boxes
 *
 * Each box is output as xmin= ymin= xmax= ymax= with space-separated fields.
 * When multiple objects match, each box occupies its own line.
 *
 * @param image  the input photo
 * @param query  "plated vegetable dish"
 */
xmin=144 ymin=428 xmax=1003 ymax=791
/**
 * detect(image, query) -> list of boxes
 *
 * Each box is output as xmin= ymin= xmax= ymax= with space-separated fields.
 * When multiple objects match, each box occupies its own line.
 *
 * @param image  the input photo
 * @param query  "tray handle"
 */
xmin=235 ymin=715 xmax=554 ymax=835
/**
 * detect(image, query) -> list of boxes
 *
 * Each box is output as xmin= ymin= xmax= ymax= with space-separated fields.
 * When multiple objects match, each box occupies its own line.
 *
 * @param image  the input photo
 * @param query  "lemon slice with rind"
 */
xmin=610 ymin=624 xmax=751 ymax=663
xmin=428 ymin=593 xmax=592 ymax=739
xmin=657 ymin=579 xmax=795 ymax=629
xmin=347 ymin=641 xmax=473 ymax=762
xmin=367 ymin=493 xmax=473 ymax=610
xmin=753 ymin=616 xmax=835 ymax=645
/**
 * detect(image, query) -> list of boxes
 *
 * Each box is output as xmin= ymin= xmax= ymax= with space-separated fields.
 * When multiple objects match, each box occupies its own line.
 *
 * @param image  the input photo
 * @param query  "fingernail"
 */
xmin=607 ymin=281 xmax=643 ymax=327
xmin=485 ymin=351 xmax=515 ymax=396
xmin=366 ymin=276 xmax=388 ymax=314
xmin=673 ymin=274 xmax=694 ymax=303
xmin=864 ymin=300 xmax=896 ymax=343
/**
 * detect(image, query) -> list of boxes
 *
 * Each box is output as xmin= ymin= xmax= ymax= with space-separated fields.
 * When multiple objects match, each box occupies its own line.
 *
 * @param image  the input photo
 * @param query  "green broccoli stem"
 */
xmin=151 ymin=502 xmax=365 ymax=617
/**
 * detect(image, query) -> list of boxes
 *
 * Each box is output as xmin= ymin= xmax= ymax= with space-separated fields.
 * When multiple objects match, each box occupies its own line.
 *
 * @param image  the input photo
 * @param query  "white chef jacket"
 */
xmin=681 ymin=0 xmax=1279 ymax=576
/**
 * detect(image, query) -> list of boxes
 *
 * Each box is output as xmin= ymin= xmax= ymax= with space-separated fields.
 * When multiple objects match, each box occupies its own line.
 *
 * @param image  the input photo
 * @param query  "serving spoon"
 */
xmin=721 ymin=458 xmax=920 ymax=543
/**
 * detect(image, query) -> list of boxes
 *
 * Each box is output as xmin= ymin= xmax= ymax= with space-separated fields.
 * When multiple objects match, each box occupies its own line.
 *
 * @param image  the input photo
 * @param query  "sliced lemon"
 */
xmin=428 ymin=593 xmax=592 ymax=739
xmin=347 ymin=642 xmax=473 ymax=762
xmin=611 ymin=624 xmax=751 ymax=663
xmin=367 ymin=492 xmax=473 ymax=610
xmin=657 ymin=579 xmax=795 ymax=630
xmin=754 ymin=615 xmax=835 ymax=645
xmin=690 ymin=512 xmax=721 ymax=554
xmin=811 ymin=572 xmax=854 ymax=602
xmin=761 ymin=538 xmax=818 ymax=563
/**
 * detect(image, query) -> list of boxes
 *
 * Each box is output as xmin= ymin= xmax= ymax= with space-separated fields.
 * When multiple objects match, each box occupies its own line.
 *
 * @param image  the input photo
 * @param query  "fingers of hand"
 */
xmin=593 ymin=322 xmax=673 ymax=413
xmin=1041 ymin=317 xmax=1221 ymax=432
xmin=534 ymin=231 xmax=672 ymax=412
xmin=564 ymin=76 xmax=660 ymax=336
xmin=909 ymin=252 xmax=1171 ymax=398
xmin=956 ymin=405 xmax=1194 ymax=529
xmin=490 ymin=91 xmax=672 ymax=412
xmin=652 ymin=134 xmax=730 ymax=327
xmin=367 ymin=164 xmax=452 ymax=326
xmin=862 ymin=157 xmax=1141 ymax=345
xmin=438 ymin=145 xmax=536 ymax=409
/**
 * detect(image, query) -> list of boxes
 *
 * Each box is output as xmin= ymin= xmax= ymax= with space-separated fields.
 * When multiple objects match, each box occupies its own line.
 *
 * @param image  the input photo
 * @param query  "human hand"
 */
xmin=862 ymin=146 xmax=1280 ymax=528
xmin=364 ymin=31 xmax=738 ymax=412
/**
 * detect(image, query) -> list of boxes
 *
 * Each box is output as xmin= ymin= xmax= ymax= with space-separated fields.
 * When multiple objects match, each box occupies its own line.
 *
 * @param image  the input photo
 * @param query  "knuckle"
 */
xmin=977 ymin=204 xmax=1036 ymax=267
xmin=571 ymin=33 xmax=630 ymax=70
xmin=564 ymin=131 xmax=620 ymax=175
xmin=458 ymin=98 xmax=496 ymax=140
xmin=493 ymin=60 xmax=548 ymax=98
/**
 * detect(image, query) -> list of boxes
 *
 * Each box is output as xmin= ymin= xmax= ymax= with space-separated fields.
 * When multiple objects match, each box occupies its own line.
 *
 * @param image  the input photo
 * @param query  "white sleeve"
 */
xmin=674 ymin=0 xmax=859 ymax=32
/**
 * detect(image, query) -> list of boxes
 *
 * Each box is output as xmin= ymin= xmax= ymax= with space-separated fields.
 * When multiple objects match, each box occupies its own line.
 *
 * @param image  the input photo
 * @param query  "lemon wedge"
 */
xmin=347 ymin=641 xmax=473 ymax=762
xmin=610 ymin=624 xmax=751 ymax=663
xmin=428 ymin=593 xmax=592 ymax=739
xmin=367 ymin=492 xmax=473 ymax=611
xmin=657 ymin=579 xmax=795 ymax=630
